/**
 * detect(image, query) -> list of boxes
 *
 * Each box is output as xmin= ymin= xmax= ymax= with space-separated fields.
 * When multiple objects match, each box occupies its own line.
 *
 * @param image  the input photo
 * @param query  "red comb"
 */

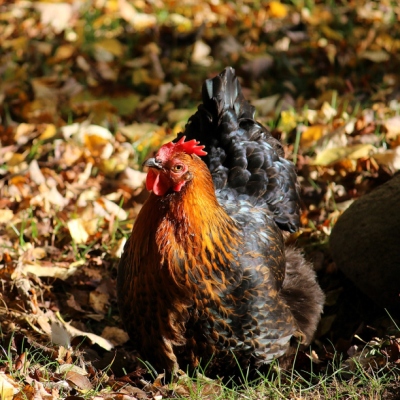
xmin=156 ymin=136 xmax=207 ymax=160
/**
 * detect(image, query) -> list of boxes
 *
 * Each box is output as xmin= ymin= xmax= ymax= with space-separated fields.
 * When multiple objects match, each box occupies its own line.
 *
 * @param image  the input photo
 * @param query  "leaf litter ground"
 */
xmin=1 ymin=0 xmax=400 ymax=398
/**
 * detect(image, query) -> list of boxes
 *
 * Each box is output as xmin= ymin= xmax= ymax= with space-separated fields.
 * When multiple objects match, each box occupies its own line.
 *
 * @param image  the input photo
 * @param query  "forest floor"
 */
xmin=1 ymin=0 xmax=400 ymax=399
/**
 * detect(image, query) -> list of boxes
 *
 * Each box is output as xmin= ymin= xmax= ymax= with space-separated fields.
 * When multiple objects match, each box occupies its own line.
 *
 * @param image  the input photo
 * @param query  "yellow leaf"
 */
xmin=67 ymin=219 xmax=89 ymax=244
xmin=300 ymin=125 xmax=326 ymax=148
xmin=279 ymin=109 xmax=297 ymax=132
xmin=84 ymin=134 xmax=113 ymax=159
xmin=268 ymin=1 xmax=287 ymax=18
xmin=0 ymin=373 xmax=18 ymax=400
xmin=7 ymin=152 xmax=26 ymax=167
xmin=53 ymin=44 xmax=75 ymax=61
xmin=321 ymin=25 xmax=343 ymax=41
xmin=39 ymin=124 xmax=57 ymax=140
xmin=6 ymin=37 xmax=27 ymax=51
xmin=313 ymin=144 xmax=376 ymax=166
xmin=94 ymin=38 xmax=124 ymax=57
xmin=0 ymin=210 xmax=13 ymax=224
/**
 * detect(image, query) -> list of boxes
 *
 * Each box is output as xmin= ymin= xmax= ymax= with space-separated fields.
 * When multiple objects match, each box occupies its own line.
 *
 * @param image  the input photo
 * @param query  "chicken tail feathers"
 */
xmin=180 ymin=67 xmax=300 ymax=233
xmin=202 ymin=66 xmax=254 ymax=120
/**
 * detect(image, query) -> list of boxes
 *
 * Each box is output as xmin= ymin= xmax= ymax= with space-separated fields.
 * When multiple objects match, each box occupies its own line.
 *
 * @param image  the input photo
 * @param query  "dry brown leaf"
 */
xmin=89 ymin=289 xmax=109 ymax=314
xmin=50 ymin=314 xmax=114 ymax=351
xmin=65 ymin=371 xmax=92 ymax=391
xmin=20 ymin=259 xmax=85 ymax=280
xmin=101 ymin=326 xmax=130 ymax=346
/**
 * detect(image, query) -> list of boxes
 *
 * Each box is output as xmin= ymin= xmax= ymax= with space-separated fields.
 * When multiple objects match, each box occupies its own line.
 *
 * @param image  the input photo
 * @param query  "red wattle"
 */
xmin=146 ymin=169 xmax=157 ymax=192
xmin=146 ymin=170 xmax=170 ymax=196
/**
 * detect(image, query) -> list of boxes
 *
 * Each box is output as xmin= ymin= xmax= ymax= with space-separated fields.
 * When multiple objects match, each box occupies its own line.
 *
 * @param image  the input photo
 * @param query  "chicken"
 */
xmin=117 ymin=67 xmax=325 ymax=377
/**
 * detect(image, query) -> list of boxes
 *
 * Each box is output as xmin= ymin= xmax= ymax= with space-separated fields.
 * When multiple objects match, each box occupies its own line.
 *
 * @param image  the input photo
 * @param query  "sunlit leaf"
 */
xmin=313 ymin=144 xmax=376 ymax=165
xmin=267 ymin=1 xmax=287 ymax=19
xmin=373 ymin=147 xmax=400 ymax=171
xmin=0 ymin=373 xmax=18 ymax=400
xmin=301 ymin=125 xmax=326 ymax=149
xmin=67 ymin=219 xmax=89 ymax=244
xmin=360 ymin=50 xmax=390 ymax=63
xmin=384 ymin=116 xmax=400 ymax=139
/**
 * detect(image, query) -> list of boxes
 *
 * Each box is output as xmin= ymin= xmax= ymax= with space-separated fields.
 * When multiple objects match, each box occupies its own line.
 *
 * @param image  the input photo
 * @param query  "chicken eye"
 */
xmin=173 ymin=164 xmax=183 ymax=172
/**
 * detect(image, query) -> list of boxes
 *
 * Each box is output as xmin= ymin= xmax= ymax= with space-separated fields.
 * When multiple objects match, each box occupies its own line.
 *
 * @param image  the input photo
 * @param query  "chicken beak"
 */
xmin=143 ymin=158 xmax=162 ymax=169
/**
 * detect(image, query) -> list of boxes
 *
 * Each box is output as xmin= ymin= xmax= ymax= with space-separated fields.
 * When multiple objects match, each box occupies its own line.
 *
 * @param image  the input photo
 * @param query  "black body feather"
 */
xmin=179 ymin=67 xmax=300 ymax=232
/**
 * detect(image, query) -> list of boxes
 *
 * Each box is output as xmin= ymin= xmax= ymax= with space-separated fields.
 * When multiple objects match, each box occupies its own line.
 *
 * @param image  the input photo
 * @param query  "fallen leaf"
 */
xmin=0 ymin=209 xmax=13 ymax=223
xmin=101 ymin=326 xmax=130 ymax=346
xmin=52 ymin=44 xmax=75 ymax=62
xmin=29 ymin=160 xmax=46 ymax=185
xmin=373 ymin=147 xmax=400 ymax=171
xmin=360 ymin=50 xmax=390 ymax=63
xmin=20 ymin=260 xmax=85 ymax=280
xmin=65 ymin=371 xmax=92 ymax=391
xmin=383 ymin=116 xmax=400 ymax=139
xmin=51 ymin=320 xmax=72 ymax=348
xmin=14 ymin=123 xmax=37 ymax=145
xmin=111 ymin=237 xmax=126 ymax=258
xmin=39 ymin=123 xmax=57 ymax=140
xmin=58 ymin=364 xmax=88 ymax=376
xmin=301 ymin=125 xmax=326 ymax=149
xmin=35 ymin=2 xmax=73 ymax=34
xmin=191 ymin=41 xmax=213 ymax=66
xmin=67 ymin=219 xmax=89 ymax=244
xmin=252 ymin=94 xmax=280 ymax=116
xmin=268 ymin=1 xmax=287 ymax=18
xmin=89 ymin=289 xmax=109 ymax=314
xmin=313 ymin=144 xmax=376 ymax=165
xmin=320 ymin=101 xmax=337 ymax=121
xmin=0 ymin=373 xmax=19 ymax=400
xmin=94 ymin=38 xmax=124 ymax=58
xmin=119 ymin=167 xmax=146 ymax=189
xmin=100 ymin=198 xmax=128 ymax=220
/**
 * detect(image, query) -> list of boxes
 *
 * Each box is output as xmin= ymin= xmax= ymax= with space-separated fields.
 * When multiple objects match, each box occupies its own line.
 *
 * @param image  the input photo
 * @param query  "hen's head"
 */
xmin=144 ymin=136 xmax=207 ymax=196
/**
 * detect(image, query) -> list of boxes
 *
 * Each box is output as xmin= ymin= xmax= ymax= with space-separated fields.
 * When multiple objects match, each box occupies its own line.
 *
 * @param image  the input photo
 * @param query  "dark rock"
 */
xmin=330 ymin=174 xmax=400 ymax=313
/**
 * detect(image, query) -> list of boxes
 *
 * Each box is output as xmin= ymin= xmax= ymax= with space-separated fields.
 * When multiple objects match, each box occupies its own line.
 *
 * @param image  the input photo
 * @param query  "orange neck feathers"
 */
xmin=130 ymin=157 xmax=240 ymax=284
